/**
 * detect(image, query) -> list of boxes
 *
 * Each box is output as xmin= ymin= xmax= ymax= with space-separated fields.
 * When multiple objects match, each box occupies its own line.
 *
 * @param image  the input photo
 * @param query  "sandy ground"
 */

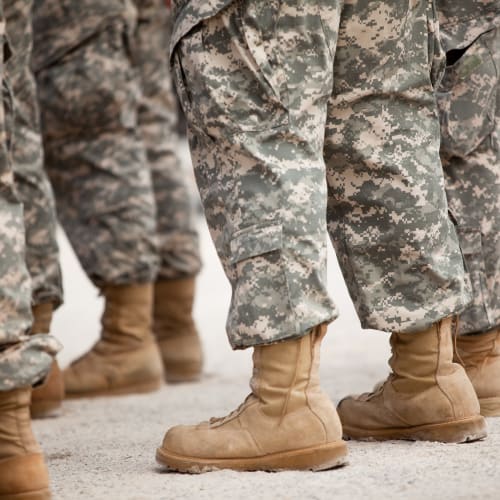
xmin=32 ymin=218 xmax=500 ymax=500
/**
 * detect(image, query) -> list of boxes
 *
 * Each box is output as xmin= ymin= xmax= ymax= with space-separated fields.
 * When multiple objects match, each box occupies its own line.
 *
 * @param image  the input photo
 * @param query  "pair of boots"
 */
xmin=32 ymin=278 xmax=202 ymax=408
xmin=156 ymin=317 xmax=497 ymax=473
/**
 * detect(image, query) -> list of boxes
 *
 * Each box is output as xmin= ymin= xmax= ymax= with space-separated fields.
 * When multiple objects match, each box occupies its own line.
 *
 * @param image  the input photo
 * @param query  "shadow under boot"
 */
xmin=63 ymin=283 xmax=163 ymax=398
xmin=156 ymin=325 xmax=347 ymax=472
xmin=0 ymin=388 xmax=51 ymax=499
xmin=454 ymin=327 xmax=500 ymax=417
xmin=154 ymin=278 xmax=203 ymax=382
xmin=337 ymin=317 xmax=487 ymax=443
xmin=31 ymin=303 xmax=64 ymax=419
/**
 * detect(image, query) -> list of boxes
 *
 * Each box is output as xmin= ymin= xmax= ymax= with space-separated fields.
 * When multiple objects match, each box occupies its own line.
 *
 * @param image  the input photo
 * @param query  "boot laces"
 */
xmin=207 ymin=393 xmax=255 ymax=426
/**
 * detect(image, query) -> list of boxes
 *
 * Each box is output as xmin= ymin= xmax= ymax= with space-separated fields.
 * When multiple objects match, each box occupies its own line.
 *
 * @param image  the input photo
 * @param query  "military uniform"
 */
xmin=132 ymin=0 xmax=201 ymax=280
xmin=0 ymin=0 xmax=59 ymax=392
xmin=170 ymin=0 xmax=471 ymax=349
xmin=8 ymin=0 xmax=62 ymax=310
xmin=437 ymin=0 xmax=500 ymax=335
xmin=33 ymin=0 xmax=159 ymax=287
xmin=32 ymin=0 xmax=200 ymax=288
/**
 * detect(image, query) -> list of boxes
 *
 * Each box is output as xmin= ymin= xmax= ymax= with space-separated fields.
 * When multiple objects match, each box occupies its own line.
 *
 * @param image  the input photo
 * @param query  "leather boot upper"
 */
xmin=337 ymin=317 xmax=481 ymax=430
xmin=161 ymin=325 xmax=343 ymax=459
xmin=454 ymin=327 xmax=500 ymax=401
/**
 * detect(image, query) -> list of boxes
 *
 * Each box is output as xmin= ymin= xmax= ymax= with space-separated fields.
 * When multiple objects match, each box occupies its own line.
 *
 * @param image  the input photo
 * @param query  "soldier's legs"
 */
xmin=324 ymin=0 xmax=470 ymax=333
xmin=0 ymin=2 xmax=59 ymax=497
xmin=7 ymin=0 xmax=62 ymax=311
xmin=35 ymin=18 xmax=163 ymax=398
xmin=156 ymin=0 xmax=347 ymax=472
xmin=132 ymin=1 xmax=203 ymax=382
xmin=6 ymin=0 xmax=64 ymax=417
xmin=437 ymin=11 xmax=500 ymax=414
xmin=324 ymin=0 xmax=484 ymax=442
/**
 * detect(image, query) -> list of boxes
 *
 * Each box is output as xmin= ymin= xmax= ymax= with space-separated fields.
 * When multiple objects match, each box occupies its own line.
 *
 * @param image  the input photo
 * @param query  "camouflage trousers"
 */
xmin=172 ymin=0 xmax=471 ymax=349
xmin=132 ymin=0 xmax=200 ymax=280
xmin=8 ymin=0 xmax=62 ymax=308
xmin=0 ymin=0 xmax=59 ymax=392
xmin=437 ymin=2 xmax=500 ymax=335
xmin=34 ymin=1 xmax=200 ymax=288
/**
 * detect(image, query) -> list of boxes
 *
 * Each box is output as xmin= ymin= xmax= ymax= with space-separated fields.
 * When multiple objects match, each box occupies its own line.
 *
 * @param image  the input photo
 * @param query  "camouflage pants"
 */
xmin=7 ymin=0 xmax=62 ymax=308
xmin=36 ymin=18 xmax=159 ymax=287
xmin=0 ymin=0 xmax=59 ymax=391
xmin=34 ymin=1 xmax=200 ymax=287
xmin=132 ymin=0 xmax=201 ymax=280
xmin=172 ymin=0 xmax=471 ymax=349
xmin=437 ymin=2 xmax=500 ymax=335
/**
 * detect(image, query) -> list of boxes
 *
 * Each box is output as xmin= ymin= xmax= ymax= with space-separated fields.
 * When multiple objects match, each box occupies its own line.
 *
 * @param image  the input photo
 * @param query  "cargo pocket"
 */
xmin=171 ymin=1 xmax=289 ymax=140
xmin=437 ymin=30 xmax=497 ymax=158
xmin=456 ymin=227 xmax=492 ymax=333
xmin=227 ymin=223 xmax=295 ymax=345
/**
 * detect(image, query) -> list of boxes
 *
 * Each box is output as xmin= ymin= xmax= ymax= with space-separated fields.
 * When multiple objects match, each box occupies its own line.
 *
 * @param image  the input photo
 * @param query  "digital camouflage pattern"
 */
xmin=34 ymin=0 xmax=159 ymax=287
xmin=31 ymin=0 xmax=134 ymax=72
xmin=0 ymin=0 xmax=59 ymax=391
xmin=131 ymin=0 xmax=201 ymax=280
xmin=33 ymin=0 xmax=200 ymax=287
xmin=8 ymin=0 xmax=62 ymax=308
xmin=171 ymin=0 xmax=471 ymax=348
xmin=437 ymin=1 xmax=500 ymax=335
xmin=436 ymin=0 xmax=500 ymax=52
xmin=324 ymin=0 xmax=471 ymax=333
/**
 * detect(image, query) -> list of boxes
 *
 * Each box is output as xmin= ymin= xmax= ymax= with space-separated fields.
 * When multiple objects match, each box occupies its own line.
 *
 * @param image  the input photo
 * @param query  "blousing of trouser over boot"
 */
xmin=0 ymin=1 xmax=60 ymax=498
xmin=437 ymin=0 xmax=500 ymax=416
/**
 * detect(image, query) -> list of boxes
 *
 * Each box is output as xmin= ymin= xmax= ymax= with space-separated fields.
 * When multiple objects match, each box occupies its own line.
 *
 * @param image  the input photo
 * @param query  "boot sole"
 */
xmin=155 ymin=441 xmax=348 ymax=473
xmin=30 ymin=400 xmax=62 ymax=419
xmin=0 ymin=488 xmax=51 ymax=499
xmin=342 ymin=415 xmax=487 ymax=443
xmin=65 ymin=377 xmax=162 ymax=399
xmin=479 ymin=397 xmax=500 ymax=417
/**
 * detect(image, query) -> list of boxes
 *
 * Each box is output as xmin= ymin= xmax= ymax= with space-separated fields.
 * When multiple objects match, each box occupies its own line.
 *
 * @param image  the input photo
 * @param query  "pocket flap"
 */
xmin=230 ymin=223 xmax=283 ymax=264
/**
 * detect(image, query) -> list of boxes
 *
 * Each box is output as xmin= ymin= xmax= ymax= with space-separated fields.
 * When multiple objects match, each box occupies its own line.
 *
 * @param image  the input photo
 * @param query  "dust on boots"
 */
xmin=31 ymin=303 xmax=64 ymax=419
xmin=156 ymin=325 xmax=348 ymax=473
xmin=63 ymin=283 xmax=163 ymax=398
xmin=0 ymin=388 xmax=51 ymax=499
xmin=154 ymin=278 xmax=203 ymax=382
xmin=454 ymin=327 xmax=500 ymax=417
xmin=337 ymin=317 xmax=487 ymax=443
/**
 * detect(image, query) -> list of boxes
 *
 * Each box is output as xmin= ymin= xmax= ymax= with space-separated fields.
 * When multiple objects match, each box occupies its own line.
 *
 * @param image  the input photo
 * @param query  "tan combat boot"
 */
xmin=0 ymin=388 xmax=51 ymax=499
xmin=63 ymin=283 xmax=163 ymax=397
xmin=337 ymin=317 xmax=487 ymax=442
xmin=31 ymin=303 xmax=65 ymax=418
xmin=454 ymin=327 xmax=500 ymax=417
xmin=154 ymin=278 xmax=203 ymax=382
xmin=156 ymin=325 xmax=348 ymax=472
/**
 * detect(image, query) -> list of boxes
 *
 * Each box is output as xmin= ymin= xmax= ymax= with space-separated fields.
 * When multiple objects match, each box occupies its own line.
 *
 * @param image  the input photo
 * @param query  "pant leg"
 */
xmin=438 ymin=19 xmax=500 ymax=335
xmin=35 ymin=15 xmax=159 ymax=288
xmin=132 ymin=0 xmax=201 ymax=280
xmin=324 ymin=0 xmax=471 ymax=333
xmin=172 ymin=0 xmax=341 ymax=349
xmin=0 ymin=0 xmax=59 ymax=391
xmin=6 ymin=0 xmax=62 ymax=308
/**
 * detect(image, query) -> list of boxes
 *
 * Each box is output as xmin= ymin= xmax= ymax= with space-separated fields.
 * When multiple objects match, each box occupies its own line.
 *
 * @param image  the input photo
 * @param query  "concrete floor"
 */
xmin=33 ymin=219 xmax=500 ymax=500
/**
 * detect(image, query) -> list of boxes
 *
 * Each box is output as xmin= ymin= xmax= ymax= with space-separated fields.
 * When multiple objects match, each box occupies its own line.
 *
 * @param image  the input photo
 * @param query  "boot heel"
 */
xmin=479 ymin=397 xmax=500 ymax=417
